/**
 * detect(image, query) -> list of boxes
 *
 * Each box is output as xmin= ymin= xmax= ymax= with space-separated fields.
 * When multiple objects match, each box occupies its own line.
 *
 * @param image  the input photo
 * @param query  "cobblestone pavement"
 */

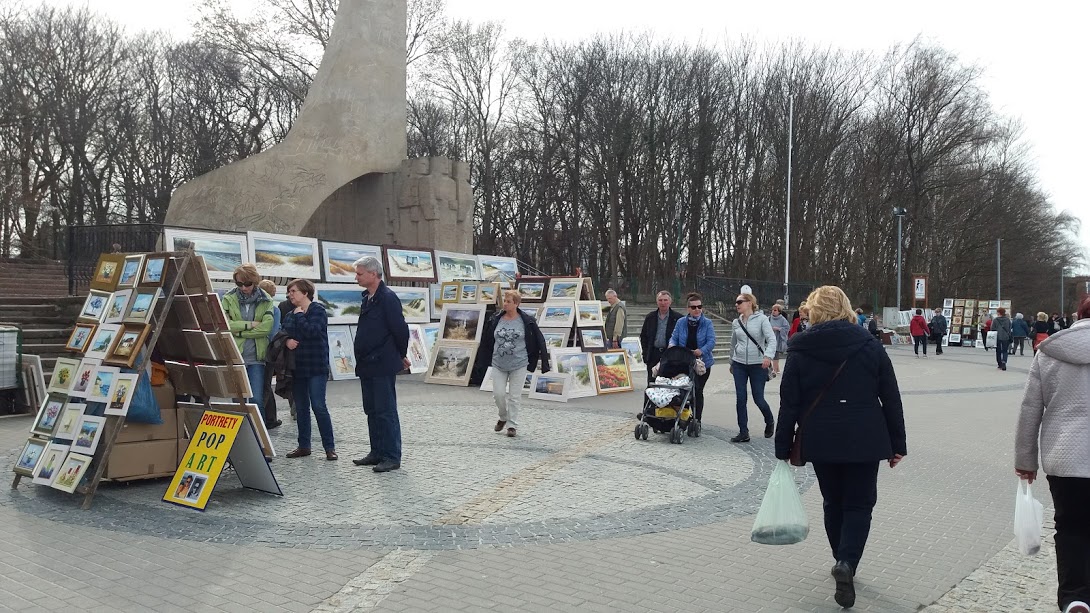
xmin=0 ymin=344 xmax=1061 ymax=611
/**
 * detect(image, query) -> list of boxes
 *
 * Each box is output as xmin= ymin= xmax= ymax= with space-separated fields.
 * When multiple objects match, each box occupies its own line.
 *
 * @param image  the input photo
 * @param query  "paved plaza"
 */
xmin=0 ymin=344 xmax=1062 ymax=612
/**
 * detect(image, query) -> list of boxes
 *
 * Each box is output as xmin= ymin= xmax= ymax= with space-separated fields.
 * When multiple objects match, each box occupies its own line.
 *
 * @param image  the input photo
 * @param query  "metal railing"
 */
xmin=66 ymin=224 xmax=165 ymax=294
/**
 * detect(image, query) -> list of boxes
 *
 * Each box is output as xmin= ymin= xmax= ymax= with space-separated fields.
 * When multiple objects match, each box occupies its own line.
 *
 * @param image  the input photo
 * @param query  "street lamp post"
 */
xmin=893 ymin=207 xmax=907 ymax=309
xmin=783 ymin=94 xmax=794 ymax=308
xmin=996 ymin=239 xmax=1002 ymax=301
xmin=1060 ymin=266 xmax=1067 ymax=315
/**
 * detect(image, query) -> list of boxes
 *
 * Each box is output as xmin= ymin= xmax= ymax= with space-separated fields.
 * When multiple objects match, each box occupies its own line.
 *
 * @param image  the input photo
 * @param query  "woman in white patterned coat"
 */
xmin=1015 ymin=295 xmax=1090 ymax=613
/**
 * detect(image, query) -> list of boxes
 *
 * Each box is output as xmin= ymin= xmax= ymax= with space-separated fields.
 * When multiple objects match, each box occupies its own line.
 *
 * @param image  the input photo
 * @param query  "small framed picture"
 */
xmin=50 ymin=452 xmax=93 ymax=493
xmin=124 ymin=289 xmax=160 ymax=325
xmin=439 ymin=282 xmax=461 ymax=304
xmin=320 ymin=240 xmax=381 ymax=283
xmin=476 ymin=255 xmax=518 ymax=288
xmin=48 ymin=358 xmax=82 ymax=394
xmin=424 ymin=340 xmax=478 ymax=386
xmin=84 ymin=324 xmax=121 ymax=361
xmin=547 ymin=277 xmax=582 ymax=300
xmin=139 ymin=253 xmax=169 ymax=288
xmin=105 ymin=373 xmax=139 ymax=417
xmin=64 ymin=323 xmax=97 ymax=353
xmin=32 ymin=443 xmax=70 ymax=486
xmin=67 ymin=358 xmax=100 ymax=399
xmin=539 ymin=301 xmax=576 ymax=328
xmin=103 ymin=323 xmax=150 ymax=368
xmin=575 ymin=301 xmax=604 ymax=327
xmin=164 ymin=228 xmax=247 ymax=281
xmin=458 ymin=283 xmax=479 ymax=304
xmin=54 ymin=400 xmax=86 ymax=440
xmin=14 ymin=437 xmax=49 ymax=477
xmin=327 ymin=325 xmax=357 ymax=381
xmin=420 ymin=323 xmax=440 ymax=351
xmin=434 ymin=250 xmax=481 ymax=283
xmin=31 ymin=393 xmax=67 ymax=437
xmin=551 ymin=349 xmax=597 ymax=399
xmin=518 ymin=306 xmax=540 ymax=321
xmin=540 ymin=327 xmax=570 ymax=350
xmin=515 ymin=277 xmax=550 ymax=303
xmin=478 ymin=282 xmax=500 ymax=305
xmin=390 ymin=286 xmax=431 ymax=324
xmin=528 ymin=372 xmax=571 ymax=402
xmin=87 ymin=365 xmax=121 ymax=404
xmin=90 ymin=253 xmax=127 ymax=291
xmin=592 ymin=351 xmax=634 ymax=394
xmin=406 ymin=324 xmax=430 ymax=374
xmin=71 ymin=415 xmax=107 ymax=456
xmin=382 ymin=245 xmax=438 ymax=283
xmin=78 ymin=290 xmax=112 ymax=323
xmin=943 ymin=298 xmax=954 ymax=309
xmin=438 ymin=304 xmax=487 ymax=343
xmin=578 ymin=327 xmax=607 ymax=351
xmin=116 ymin=254 xmax=144 ymax=290
xmin=619 ymin=336 xmax=645 ymax=372
xmin=101 ymin=289 xmax=132 ymax=325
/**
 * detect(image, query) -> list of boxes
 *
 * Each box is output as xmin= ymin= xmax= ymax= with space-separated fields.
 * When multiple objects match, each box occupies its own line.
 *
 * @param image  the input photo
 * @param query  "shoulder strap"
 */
xmin=738 ymin=317 xmax=765 ymax=353
xmin=797 ymin=360 xmax=848 ymax=431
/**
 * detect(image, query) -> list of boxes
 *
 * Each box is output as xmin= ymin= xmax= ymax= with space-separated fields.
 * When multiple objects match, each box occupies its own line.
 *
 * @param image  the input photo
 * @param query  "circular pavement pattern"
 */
xmin=0 ymin=399 xmax=801 ymax=550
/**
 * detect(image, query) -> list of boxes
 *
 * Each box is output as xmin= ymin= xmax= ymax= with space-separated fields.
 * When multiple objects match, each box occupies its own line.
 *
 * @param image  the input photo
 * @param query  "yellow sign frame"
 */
xmin=164 ymin=410 xmax=244 ymax=510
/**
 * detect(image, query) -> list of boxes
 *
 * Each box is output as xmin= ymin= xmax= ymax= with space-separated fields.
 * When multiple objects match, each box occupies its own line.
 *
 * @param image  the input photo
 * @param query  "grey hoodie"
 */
xmin=992 ymin=315 xmax=1012 ymax=343
xmin=1015 ymin=318 xmax=1090 ymax=478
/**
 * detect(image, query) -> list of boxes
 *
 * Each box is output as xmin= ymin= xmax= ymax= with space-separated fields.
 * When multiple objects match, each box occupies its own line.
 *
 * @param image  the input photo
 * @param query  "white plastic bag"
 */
xmin=751 ymin=461 xmax=809 ymax=545
xmin=1013 ymin=479 xmax=1043 ymax=555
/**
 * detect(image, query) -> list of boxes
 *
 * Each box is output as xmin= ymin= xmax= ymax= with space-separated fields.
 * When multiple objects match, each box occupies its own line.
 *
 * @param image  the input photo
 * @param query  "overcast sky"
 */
xmin=41 ymin=0 xmax=1090 ymax=269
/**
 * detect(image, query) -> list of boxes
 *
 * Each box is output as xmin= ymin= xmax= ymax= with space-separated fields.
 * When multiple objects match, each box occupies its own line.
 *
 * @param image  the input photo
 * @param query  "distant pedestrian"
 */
xmin=855 ymin=308 xmax=866 ymax=327
xmin=930 ymin=308 xmax=948 ymax=355
xmin=909 ymin=309 xmax=928 ymax=358
xmin=1033 ymin=312 xmax=1050 ymax=353
xmin=1011 ymin=313 xmax=1030 ymax=357
xmin=639 ymin=291 xmax=682 ymax=387
xmin=478 ymin=290 xmax=551 ymax=438
xmin=789 ymin=304 xmax=810 ymax=338
xmin=981 ymin=317 xmax=992 ymax=350
xmin=768 ymin=304 xmax=790 ymax=378
xmin=992 ymin=308 xmax=1012 ymax=371
xmin=729 ymin=292 xmax=776 ymax=442
xmin=668 ymin=292 xmax=716 ymax=424
xmin=603 ymin=289 xmax=628 ymax=349
xmin=1050 ymin=313 xmax=1066 ymax=335
xmin=775 ymin=285 xmax=907 ymax=610
xmin=1015 ymin=295 xmax=1090 ymax=613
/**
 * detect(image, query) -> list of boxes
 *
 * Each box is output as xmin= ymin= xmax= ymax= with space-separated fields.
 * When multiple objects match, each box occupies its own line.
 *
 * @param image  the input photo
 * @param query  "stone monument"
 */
xmin=164 ymin=0 xmax=473 ymax=254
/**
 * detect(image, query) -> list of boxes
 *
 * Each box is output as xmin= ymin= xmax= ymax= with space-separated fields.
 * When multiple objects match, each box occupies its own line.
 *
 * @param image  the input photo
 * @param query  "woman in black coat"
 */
xmin=774 ymin=285 xmax=907 ymax=609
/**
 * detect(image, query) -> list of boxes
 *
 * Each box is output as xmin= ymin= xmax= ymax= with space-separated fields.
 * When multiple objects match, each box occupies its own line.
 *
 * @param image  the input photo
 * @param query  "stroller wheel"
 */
xmin=670 ymin=426 xmax=683 ymax=444
xmin=686 ymin=421 xmax=696 ymax=437
xmin=634 ymin=424 xmax=642 ymax=440
xmin=640 ymin=423 xmax=649 ymax=440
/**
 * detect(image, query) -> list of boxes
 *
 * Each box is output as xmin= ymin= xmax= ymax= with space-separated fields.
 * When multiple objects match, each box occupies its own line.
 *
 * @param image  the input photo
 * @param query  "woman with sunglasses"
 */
xmin=667 ymin=292 xmax=716 ymax=424
xmin=730 ymin=292 xmax=777 ymax=443
xmin=222 ymin=263 xmax=275 ymax=423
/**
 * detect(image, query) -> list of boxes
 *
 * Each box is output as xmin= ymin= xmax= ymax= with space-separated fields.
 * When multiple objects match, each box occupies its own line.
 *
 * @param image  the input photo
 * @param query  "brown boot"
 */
xmin=286 ymin=448 xmax=311 ymax=458
xmin=494 ymin=420 xmax=506 ymax=432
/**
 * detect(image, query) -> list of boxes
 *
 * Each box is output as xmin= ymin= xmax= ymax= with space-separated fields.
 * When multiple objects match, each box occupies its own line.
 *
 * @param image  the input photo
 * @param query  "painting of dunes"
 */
xmin=390 ymin=286 xmax=431 ymax=323
xmin=382 ymin=245 xmax=437 ymax=283
xmin=164 ymin=229 xmax=248 ymax=280
xmin=435 ymin=250 xmax=480 ymax=282
xmin=477 ymin=255 xmax=518 ymax=288
xmin=321 ymin=241 xmax=381 ymax=283
xmin=314 ymin=284 xmax=365 ymax=324
xmin=247 ymin=231 xmax=320 ymax=279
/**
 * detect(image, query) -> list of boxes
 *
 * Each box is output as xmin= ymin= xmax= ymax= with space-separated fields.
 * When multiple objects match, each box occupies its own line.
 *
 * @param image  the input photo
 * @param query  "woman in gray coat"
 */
xmin=1015 ymin=296 xmax=1090 ymax=613
xmin=730 ymin=292 xmax=777 ymax=443
xmin=768 ymin=304 xmax=790 ymax=378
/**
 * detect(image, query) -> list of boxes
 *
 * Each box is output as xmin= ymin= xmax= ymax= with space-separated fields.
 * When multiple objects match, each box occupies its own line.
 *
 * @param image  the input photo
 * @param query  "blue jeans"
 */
xmin=245 ymin=363 xmax=265 ymax=418
xmin=360 ymin=376 xmax=402 ymax=463
xmin=294 ymin=375 xmax=335 ymax=451
xmin=731 ymin=361 xmax=774 ymax=436
xmin=995 ymin=340 xmax=1010 ymax=366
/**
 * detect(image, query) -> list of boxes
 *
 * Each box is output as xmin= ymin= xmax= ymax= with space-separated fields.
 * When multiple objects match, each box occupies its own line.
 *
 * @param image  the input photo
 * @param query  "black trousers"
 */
xmin=1048 ymin=475 xmax=1090 ymax=611
xmin=262 ymin=364 xmax=277 ymax=424
xmin=812 ymin=462 xmax=880 ymax=573
xmin=1011 ymin=337 xmax=1027 ymax=355
xmin=692 ymin=367 xmax=711 ymax=421
xmin=913 ymin=334 xmax=927 ymax=355
xmin=932 ymin=333 xmax=944 ymax=354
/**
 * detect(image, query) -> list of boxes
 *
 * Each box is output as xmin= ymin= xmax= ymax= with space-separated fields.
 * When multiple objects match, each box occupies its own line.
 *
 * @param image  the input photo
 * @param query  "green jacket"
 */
xmin=221 ymin=288 xmax=275 ymax=361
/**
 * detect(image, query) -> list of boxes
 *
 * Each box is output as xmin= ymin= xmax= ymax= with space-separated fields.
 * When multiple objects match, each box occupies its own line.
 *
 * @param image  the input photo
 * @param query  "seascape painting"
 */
xmin=248 ymin=231 xmax=321 ymax=279
xmin=314 ymin=284 xmax=364 ymax=324
xmin=383 ymin=246 xmax=437 ymax=283
xmin=390 ymin=286 xmax=431 ymax=323
xmin=164 ymin=229 xmax=247 ymax=280
xmin=321 ymin=241 xmax=381 ymax=283
xmin=477 ymin=256 xmax=518 ymax=288
xmin=435 ymin=251 xmax=480 ymax=282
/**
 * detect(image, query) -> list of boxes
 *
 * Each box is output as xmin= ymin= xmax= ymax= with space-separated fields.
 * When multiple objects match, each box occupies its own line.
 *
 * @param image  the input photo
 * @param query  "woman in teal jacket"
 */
xmin=221 ymin=264 xmax=275 ymax=420
xmin=668 ymin=292 xmax=716 ymax=423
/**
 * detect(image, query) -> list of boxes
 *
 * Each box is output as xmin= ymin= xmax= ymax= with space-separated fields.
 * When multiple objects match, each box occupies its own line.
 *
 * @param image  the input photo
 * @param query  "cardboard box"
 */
xmin=116 ymin=408 xmax=180 ymax=443
xmin=104 ymin=439 xmax=178 ymax=479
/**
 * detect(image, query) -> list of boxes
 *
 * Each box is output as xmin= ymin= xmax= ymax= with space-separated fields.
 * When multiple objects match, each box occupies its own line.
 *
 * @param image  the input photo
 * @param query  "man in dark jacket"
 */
xmin=639 ymin=291 xmax=682 ymax=387
xmin=351 ymin=257 xmax=410 ymax=473
xmin=929 ymin=308 xmax=948 ymax=355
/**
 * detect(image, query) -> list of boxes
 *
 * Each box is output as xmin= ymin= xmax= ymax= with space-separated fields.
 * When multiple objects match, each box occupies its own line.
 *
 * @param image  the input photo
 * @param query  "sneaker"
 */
xmin=832 ymin=561 xmax=855 ymax=608
xmin=494 ymin=420 xmax=507 ymax=432
xmin=1065 ymin=602 xmax=1090 ymax=613
xmin=730 ymin=433 xmax=751 ymax=443
xmin=764 ymin=421 xmax=774 ymax=438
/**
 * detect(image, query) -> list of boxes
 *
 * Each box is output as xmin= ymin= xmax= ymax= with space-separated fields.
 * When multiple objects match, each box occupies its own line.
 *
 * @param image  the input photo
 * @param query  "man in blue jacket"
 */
xmin=351 ymin=257 xmax=410 ymax=473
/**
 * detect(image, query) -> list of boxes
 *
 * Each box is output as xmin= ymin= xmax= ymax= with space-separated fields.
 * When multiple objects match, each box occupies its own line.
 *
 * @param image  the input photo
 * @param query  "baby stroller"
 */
xmin=635 ymin=346 xmax=701 ymax=444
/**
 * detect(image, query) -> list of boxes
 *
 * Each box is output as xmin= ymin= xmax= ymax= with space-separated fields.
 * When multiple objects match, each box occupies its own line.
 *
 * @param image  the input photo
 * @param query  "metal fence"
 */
xmin=66 ymin=224 xmax=164 ymax=294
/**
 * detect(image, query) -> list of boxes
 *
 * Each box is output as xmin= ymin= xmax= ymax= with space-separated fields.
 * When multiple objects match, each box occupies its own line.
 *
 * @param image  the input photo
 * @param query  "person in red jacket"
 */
xmin=909 ymin=309 xmax=929 ymax=358
xmin=788 ymin=305 xmax=810 ymax=338
xmin=981 ymin=317 xmax=992 ymax=350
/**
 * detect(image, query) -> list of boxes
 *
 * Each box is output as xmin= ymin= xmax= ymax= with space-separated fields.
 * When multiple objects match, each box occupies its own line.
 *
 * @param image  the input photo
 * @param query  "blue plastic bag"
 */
xmin=124 ymin=369 xmax=163 ymax=425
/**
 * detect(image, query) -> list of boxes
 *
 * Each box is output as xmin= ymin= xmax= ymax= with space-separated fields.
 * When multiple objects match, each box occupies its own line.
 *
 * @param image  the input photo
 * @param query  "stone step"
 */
xmin=16 ymin=328 xmax=73 ymax=343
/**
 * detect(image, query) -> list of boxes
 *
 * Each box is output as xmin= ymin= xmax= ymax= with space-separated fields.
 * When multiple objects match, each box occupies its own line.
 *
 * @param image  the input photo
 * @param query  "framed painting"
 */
xmin=420 ymin=323 xmax=440 ymax=352
xmin=539 ymin=327 xmax=570 ymax=350
xmin=551 ymin=349 xmax=597 ymax=399
xmin=78 ymin=290 xmax=112 ymax=323
xmin=476 ymin=255 xmax=518 ymax=288
xmin=14 ymin=437 xmax=49 ymax=477
xmin=458 ymin=282 xmax=479 ymax=304
xmin=528 ymin=372 xmax=571 ymax=402
xmin=105 ymin=373 xmax=139 ymax=417
xmin=949 ymin=333 xmax=962 ymax=344
xmin=247 ymin=231 xmax=320 ymax=280
xmin=439 ymin=281 xmax=461 ymax=304
xmin=424 ymin=340 xmax=477 ymax=386
xmin=943 ymin=298 xmax=954 ymax=309
xmin=952 ymin=316 xmax=962 ymax=326
xmin=619 ymin=336 xmax=645 ymax=372
xmin=123 ymin=289 xmax=159 ymax=325
xmin=516 ymin=280 xmax=546 ymax=303
xmin=953 ymin=299 xmax=964 ymax=307
xmin=518 ymin=306 xmax=540 ymax=321
xmin=592 ymin=351 xmax=633 ymax=393
xmin=138 ymin=253 xmax=169 ymax=288
xmin=965 ymin=299 xmax=976 ymax=309
xmin=548 ymin=277 xmax=582 ymax=300
xmin=101 ymin=289 xmax=132 ymax=325
xmin=50 ymin=452 xmax=93 ymax=493
xmin=71 ymin=415 xmax=107 ymax=456
xmin=327 ymin=325 xmax=357 ymax=380
xmin=430 ymin=284 xmax=443 ymax=315
xmin=103 ymin=323 xmax=151 ymax=368
xmin=390 ymin=285 xmax=431 ymax=324
xmin=32 ymin=443 xmax=69 ymax=486
xmin=478 ymin=282 xmax=500 ymax=305
xmin=406 ymin=324 xmax=430 ymax=374
xmin=382 ymin=245 xmax=437 ymax=283
xmin=434 ymin=250 xmax=481 ymax=282
xmin=164 ymin=228 xmax=248 ymax=281
xmin=314 ymin=283 xmax=364 ymax=324
xmin=87 ymin=365 xmax=120 ymax=404
xmin=48 ymin=357 xmax=81 ymax=394
xmin=53 ymin=400 xmax=84 ymax=440
xmin=84 ymin=324 xmax=121 ymax=361
xmin=320 ymin=240 xmax=381 ymax=283
xmin=67 ymin=355 xmax=102 ymax=399
xmin=962 ymin=326 xmax=971 ymax=336
xmin=578 ymin=327 xmax=607 ymax=351
xmin=953 ymin=307 xmax=963 ymax=317
xmin=116 ymin=254 xmax=144 ymax=290
xmin=575 ymin=300 xmax=604 ymax=327
xmin=90 ymin=253 xmax=127 ymax=291
xmin=942 ymin=308 xmax=952 ymax=318
xmin=539 ymin=301 xmax=576 ymax=328
xmin=438 ymin=304 xmax=487 ymax=343
xmin=31 ymin=393 xmax=67 ymax=437
xmin=65 ymin=323 xmax=97 ymax=353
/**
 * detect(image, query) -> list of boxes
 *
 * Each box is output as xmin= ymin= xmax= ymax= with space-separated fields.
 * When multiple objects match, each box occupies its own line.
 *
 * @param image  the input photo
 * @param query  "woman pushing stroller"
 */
xmin=667 ymin=292 xmax=716 ymax=425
